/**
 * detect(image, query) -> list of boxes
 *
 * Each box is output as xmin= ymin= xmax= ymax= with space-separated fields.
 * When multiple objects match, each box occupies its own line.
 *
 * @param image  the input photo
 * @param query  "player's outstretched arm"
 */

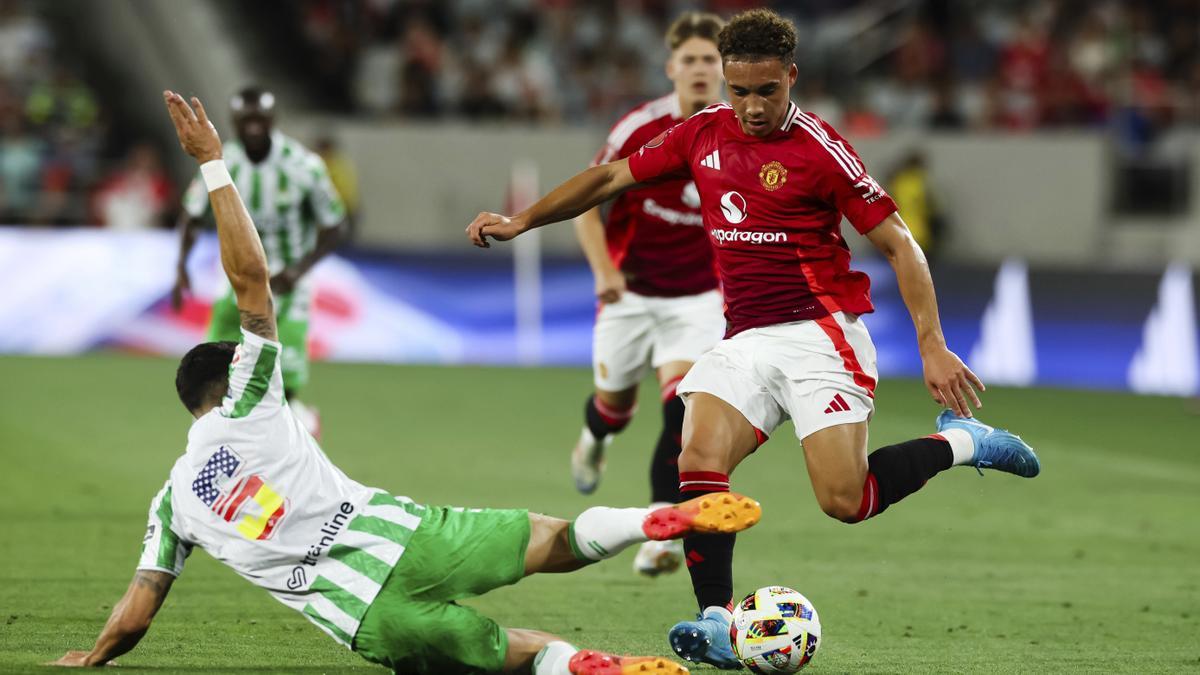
xmin=48 ymin=571 xmax=175 ymax=667
xmin=162 ymin=90 xmax=276 ymax=341
xmin=467 ymin=158 xmax=639 ymax=248
xmin=866 ymin=213 xmax=984 ymax=417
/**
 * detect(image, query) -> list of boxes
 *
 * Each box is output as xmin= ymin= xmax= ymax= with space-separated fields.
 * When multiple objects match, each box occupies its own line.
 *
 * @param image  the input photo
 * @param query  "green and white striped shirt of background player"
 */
xmin=138 ymin=328 xmax=421 ymax=647
xmin=181 ymin=130 xmax=346 ymax=310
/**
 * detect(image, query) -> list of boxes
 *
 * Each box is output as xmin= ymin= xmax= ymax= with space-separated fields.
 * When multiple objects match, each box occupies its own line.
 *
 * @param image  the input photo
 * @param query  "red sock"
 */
xmin=679 ymin=471 xmax=730 ymax=494
xmin=854 ymin=472 xmax=881 ymax=522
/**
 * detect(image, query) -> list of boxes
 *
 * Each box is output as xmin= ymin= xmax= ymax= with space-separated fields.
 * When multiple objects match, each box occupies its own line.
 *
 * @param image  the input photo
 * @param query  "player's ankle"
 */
xmin=585 ymin=395 xmax=634 ymax=439
xmin=570 ymin=506 xmax=652 ymax=562
xmin=702 ymin=605 xmax=733 ymax=622
xmin=938 ymin=428 xmax=976 ymax=465
xmin=534 ymin=640 xmax=577 ymax=675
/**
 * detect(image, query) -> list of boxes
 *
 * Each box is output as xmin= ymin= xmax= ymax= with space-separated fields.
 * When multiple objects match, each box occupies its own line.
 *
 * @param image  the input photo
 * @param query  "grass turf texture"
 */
xmin=1 ymin=354 xmax=1198 ymax=674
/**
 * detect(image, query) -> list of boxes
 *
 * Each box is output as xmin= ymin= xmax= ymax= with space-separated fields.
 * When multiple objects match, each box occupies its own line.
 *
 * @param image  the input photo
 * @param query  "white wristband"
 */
xmin=200 ymin=159 xmax=232 ymax=192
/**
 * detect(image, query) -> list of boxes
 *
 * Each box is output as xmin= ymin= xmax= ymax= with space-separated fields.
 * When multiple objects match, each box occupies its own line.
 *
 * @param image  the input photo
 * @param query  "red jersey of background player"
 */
xmin=594 ymin=94 xmax=718 ymax=298
xmin=627 ymin=101 xmax=899 ymax=337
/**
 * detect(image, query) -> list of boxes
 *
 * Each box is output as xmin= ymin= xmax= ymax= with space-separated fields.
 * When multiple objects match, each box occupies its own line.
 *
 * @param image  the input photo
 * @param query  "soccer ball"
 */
xmin=729 ymin=586 xmax=821 ymax=673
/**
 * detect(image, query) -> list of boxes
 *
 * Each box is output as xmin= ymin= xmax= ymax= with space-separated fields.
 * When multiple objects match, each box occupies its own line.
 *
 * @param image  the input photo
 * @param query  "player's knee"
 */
xmin=817 ymin=490 xmax=863 ymax=524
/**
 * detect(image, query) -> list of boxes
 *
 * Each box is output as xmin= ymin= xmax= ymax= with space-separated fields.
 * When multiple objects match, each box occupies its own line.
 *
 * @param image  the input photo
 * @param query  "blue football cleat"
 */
xmin=936 ymin=410 xmax=1041 ymax=477
xmin=668 ymin=608 xmax=742 ymax=670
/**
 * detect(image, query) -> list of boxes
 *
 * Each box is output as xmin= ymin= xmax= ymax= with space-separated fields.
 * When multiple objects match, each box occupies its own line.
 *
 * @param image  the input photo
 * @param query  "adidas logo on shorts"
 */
xmin=824 ymin=394 xmax=851 ymax=414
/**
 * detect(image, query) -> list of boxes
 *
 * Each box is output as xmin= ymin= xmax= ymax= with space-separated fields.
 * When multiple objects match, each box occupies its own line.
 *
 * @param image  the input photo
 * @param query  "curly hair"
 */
xmin=665 ymin=11 xmax=725 ymax=50
xmin=717 ymin=9 xmax=797 ymax=62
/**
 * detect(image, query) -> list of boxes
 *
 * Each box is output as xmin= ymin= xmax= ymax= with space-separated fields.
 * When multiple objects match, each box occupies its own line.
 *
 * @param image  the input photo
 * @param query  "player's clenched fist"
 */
xmin=162 ymin=90 xmax=222 ymax=163
xmin=466 ymin=212 xmax=527 ymax=248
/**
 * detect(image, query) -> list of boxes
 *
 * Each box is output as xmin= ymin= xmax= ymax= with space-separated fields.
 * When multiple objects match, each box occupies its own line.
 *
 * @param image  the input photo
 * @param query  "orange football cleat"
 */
xmin=642 ymin=492 xmax=761 ymax=541
xmin=568 ymin=650 xmax=689 ymax=675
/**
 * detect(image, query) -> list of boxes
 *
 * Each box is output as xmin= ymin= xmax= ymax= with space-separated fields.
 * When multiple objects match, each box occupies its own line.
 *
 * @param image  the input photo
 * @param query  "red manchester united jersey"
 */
xmin=593 ymin=94 xmax=718 ymax=297
xmin=627 ymin=101 xmax=898 ymax=336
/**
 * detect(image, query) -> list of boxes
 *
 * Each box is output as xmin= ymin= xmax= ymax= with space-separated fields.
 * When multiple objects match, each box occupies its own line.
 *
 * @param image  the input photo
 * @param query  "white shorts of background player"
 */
xmin=592 ymin=289 xmax=726 ymax=392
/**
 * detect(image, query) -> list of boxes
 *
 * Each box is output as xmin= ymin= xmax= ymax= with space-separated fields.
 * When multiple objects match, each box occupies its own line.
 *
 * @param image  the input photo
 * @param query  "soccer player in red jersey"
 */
xmin=570 ymin=12 xmax=726 ymax=579
xmin=468 ymin=9 xmax=1040 ymax=669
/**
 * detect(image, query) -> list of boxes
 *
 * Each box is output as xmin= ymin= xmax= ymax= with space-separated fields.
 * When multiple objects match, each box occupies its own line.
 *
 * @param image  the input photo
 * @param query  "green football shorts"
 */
xmin=207 ymin=288 xmax=309 ymax=392
xmin=353 ymin=505 xmax=531 ymax=674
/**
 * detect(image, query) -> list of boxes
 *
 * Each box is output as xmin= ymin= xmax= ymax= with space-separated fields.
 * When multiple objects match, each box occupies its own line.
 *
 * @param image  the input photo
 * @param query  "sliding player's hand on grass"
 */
xmin=922 ymin=346 xmax=984 ymax=417
xmin=163 ymin=90 xmax=222 ymax=163
xmin=46 ymin=651 xmax=115 ymax=667
xmin=466 ymin=212 xmax=528 ymax=248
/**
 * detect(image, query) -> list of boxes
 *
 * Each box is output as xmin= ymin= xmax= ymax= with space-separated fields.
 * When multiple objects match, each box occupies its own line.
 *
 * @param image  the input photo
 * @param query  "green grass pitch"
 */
xmin=1 ymin=354 xmax=1198 ymax=673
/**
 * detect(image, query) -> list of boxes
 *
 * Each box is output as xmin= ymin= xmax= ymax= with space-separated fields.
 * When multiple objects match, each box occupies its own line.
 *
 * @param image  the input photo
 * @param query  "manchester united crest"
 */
xmin=759 ymin=161 xmax=787 ymax=191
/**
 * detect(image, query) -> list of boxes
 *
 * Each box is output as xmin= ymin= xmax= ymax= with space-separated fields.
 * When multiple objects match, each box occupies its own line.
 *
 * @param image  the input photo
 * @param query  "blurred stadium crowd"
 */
xmin=279 ymin=0 xmax=1198 ymax=135
xmin=1 ymin=0 xmax=1197 ymax=229
xmin=0 ymin=0 xmax=173 ymax=228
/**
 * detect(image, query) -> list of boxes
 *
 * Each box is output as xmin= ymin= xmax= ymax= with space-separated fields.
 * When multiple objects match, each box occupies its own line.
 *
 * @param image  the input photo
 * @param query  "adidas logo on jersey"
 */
xmin=700 ymin=149 xmax=721 ymax=170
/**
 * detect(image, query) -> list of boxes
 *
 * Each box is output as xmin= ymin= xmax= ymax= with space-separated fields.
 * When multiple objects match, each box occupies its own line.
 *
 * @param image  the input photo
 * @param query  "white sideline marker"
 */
xmin=509 ymin=159 xmax=543 ymax=366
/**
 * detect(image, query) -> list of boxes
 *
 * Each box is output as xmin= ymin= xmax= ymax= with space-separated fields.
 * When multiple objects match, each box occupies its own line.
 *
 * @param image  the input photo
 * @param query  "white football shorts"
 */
xmin=593 ymin=289 xmax=726 ymax=391
xmin=678 ymin=312 xmax=878 ymax=442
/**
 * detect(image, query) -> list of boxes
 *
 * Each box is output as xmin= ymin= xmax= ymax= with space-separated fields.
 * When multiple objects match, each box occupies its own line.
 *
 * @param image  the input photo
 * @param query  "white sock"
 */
xmin=533 ymin=641 xmax=577 ymax=675
xmin=703 ymin=605 xmax=733 ymax=622
xmin=940 ymin=428 xmax=976 ymax=465
xmin=570 ymin=506 xmax=651 ymax=562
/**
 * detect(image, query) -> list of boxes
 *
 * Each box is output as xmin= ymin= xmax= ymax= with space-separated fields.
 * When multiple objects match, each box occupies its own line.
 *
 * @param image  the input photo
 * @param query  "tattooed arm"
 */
xmin=163 ymin=90 xmax=277 ymax=341
xmin=48 ymin=571 xmax=175 ymax=667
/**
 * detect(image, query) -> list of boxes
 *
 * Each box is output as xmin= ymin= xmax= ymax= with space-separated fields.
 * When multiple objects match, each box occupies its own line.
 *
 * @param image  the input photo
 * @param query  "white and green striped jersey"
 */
xmin=138 ymin=328 xmax=421 ymax=648
xmin=182 ymin=131 xmax=345 ymax=274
